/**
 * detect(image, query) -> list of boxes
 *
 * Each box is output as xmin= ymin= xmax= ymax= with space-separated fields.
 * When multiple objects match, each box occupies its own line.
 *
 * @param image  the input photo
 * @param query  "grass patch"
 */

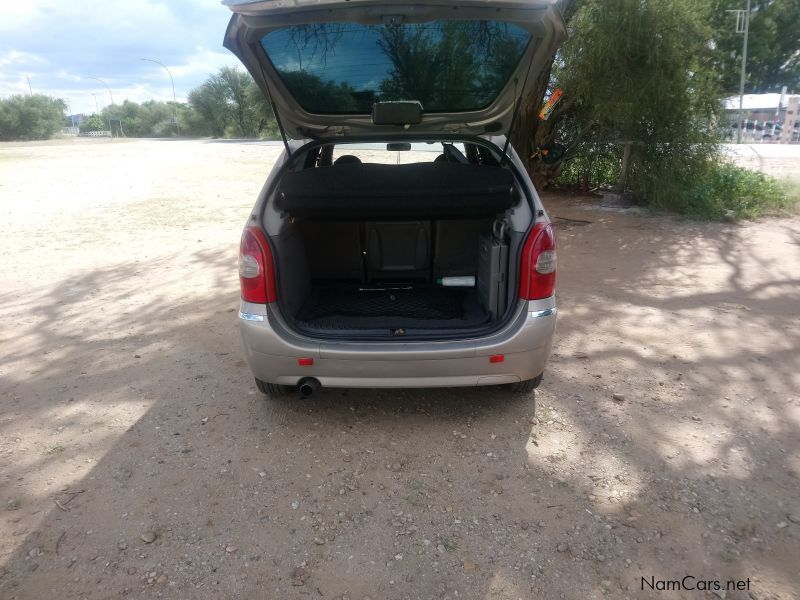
xmin=405 ymin=479 xmax=425 ymax=507
xmin=437 ymin=535 xmax=458 ymax=552
xmin=43 ymin=445 xmax=65 ymax=455
xmin=555 ymin=149 xmax=798 ymax=221
xmin=538 ymin=406 xmax=556 ymax=423
xmin=405 ymin=492 xmax=422 ymax=507
xmin=645 ymin=160 xmax=799 ymax=220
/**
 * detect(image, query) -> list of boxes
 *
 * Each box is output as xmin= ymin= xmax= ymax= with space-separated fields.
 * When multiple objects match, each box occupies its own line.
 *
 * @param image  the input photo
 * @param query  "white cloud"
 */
xmin=0 ymin=0 xmax=243 ymax=114
xmin=0 ymin=50 xmax=46 ymax=68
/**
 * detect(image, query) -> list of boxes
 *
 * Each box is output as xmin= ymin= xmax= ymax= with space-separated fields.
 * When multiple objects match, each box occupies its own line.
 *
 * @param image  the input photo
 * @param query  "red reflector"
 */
xmin=489 ymin=354 xmax=505 ymax=363
xmin=297 ymin=358 xmax=314 ymax=366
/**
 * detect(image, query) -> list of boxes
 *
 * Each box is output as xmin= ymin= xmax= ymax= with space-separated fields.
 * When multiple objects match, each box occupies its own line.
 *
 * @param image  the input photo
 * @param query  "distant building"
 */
xmin=723 ymin=92 xmax=800 ymax=143
xmin=66 ymin=113 xmax=85 ymax=127
xmin=780 ymin=96 xmax=800 ymax=144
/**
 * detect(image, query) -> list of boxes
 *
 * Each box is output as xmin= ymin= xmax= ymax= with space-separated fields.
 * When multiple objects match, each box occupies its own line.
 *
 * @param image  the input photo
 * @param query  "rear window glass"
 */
xmin=261 ymin=21 xmax=531 ymax=114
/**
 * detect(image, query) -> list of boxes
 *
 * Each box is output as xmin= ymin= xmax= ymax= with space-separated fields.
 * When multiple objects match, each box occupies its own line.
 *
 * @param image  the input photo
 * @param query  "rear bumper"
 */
xmin=238 ymin=297 xmax=556 ymax=388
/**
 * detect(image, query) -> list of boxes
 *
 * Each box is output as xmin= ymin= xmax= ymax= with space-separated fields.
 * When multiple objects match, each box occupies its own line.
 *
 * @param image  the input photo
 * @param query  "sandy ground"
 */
xmin=0 ymin=138 xmax=799 ymax=600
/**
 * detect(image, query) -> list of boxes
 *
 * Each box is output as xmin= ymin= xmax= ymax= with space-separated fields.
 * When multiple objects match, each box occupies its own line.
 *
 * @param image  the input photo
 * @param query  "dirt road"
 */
xmin=1 ymin=139 xmax=798 ymax=599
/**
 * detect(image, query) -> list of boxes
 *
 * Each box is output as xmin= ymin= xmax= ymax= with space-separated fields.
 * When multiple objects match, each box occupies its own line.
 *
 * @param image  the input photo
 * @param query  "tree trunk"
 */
xmin=510 ymin=0 xmax=581 ymax=188
xmin=616 ymin=142 xmax=632 ymax=193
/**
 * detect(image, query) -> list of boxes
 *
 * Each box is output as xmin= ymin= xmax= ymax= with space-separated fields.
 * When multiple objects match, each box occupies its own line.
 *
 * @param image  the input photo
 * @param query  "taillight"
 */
xmin=239 ymin=225 xmax=276 ymax=304
xmin=519 ymin=222 xmax=557 ymax=300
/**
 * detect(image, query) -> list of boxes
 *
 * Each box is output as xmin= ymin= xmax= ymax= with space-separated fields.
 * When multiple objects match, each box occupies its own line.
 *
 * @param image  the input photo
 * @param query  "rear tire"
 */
xmin=255 ymin=378 xmax=292 ymax=397
xmin=510 ymin=373 xmax=543 ymax=394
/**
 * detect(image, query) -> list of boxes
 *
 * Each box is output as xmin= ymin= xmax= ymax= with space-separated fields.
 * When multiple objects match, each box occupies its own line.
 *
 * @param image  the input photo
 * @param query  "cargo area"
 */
xmin=269 ymin=161 xmax=526 ymax=338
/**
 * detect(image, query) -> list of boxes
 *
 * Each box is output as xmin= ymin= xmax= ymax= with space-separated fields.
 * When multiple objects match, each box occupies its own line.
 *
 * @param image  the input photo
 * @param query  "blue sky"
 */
xmin=0 ymin=0 xmax=241 ymax=114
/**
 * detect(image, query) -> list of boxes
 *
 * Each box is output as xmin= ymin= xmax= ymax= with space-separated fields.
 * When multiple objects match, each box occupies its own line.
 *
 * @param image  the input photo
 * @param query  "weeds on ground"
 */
xmin=405 ymin=493 xmax=422 ymax=507
xmin=555 ymin=149 xmax=797 ymax=220
xmin=437 ymin=535 xmax=458 ymax=552
xmin=538 ymin=405 xmax=556 ymax=423
xmin=645 ymin=160 xmax=798 ymax=220
xmin=405 ymin=479 xmax=425 ymax=507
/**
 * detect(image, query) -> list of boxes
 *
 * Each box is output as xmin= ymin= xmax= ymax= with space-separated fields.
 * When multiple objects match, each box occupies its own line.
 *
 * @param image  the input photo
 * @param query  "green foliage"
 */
xmin=188 ymin=80 xmax=229 ymax=136
xmin=79 ymin=113 xmax=107 ymax=133
xmin=101 ymin=100 xmax=178 ymax=137
xmin=542 ymin=0 xmax=732 ymax=217
xmin=709 ymin=0 xmax=800 ymax=92
xmin=646 ymin=159 xmax=795 ymax=220
xmin=553 ymin=143 xmax=620 ymax=190
xmin=246 ymin=81 xmax=280 ymax=139
xmin=281 ymin=71 xmax=360 ymax=113
xmin=559 ymin=0 xmax=721 ymax=149
xmin=379 ymin=22 xmax=479 ymax=110
xmin=557 ymin=150 xmax=794 ymax=220
xmin=541 ymin=0 xmax=794 ymax=221
xmin=188 ymin=66 xmax=277 ymax=138
xmin=378 ymin=21 xmax=526 ymax=111
xmin=0 ymin=94 xmax=66 ymax=140
xmin=62 ymin=67 xmax=280 ymax=139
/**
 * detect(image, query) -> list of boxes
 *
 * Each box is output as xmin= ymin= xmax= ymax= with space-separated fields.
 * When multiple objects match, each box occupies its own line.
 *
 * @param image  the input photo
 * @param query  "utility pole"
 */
xmin=730 ymin=1 xmax=751 ymax=144
xmin=26 ymin=75 xmax=33 ymax=96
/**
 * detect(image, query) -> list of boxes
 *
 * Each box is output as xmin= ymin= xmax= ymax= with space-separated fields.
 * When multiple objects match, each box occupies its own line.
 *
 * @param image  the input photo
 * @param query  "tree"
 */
xmin=515 ymin=0 xmax=724 ymax=201
xmin=215 ymin=66 xmax=258 ymax=137
xmin=280 ymin=71 xmax=360 ymax=113
xmin=378 ymin=22 xmax=528 ymax=111
xmin=709 ymin=0 xmax=800 ymax=93
xmin=188 ymin=66 xmax=277 ymax=137
xmin=0 ymin=94 xmax=66 ymax=140
xmin=379 ymin=22 xmax=479 ymax=110
xmin=99 ymin=100 xmax=177 ymax=137
xmin=79 ymin=113 xmax=106 ymax=133
xmin=188 ymin=80 xmax=229 ymax=137
xmin=246 ymin=82 xmax=279 ymax=139
xmin=510 ymin=0 xmax=581 ymax=187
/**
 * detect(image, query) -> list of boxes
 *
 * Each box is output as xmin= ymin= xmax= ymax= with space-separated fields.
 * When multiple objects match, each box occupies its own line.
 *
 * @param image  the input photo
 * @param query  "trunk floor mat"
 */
xmin=295 ymin=285 xmax=490 ymax=330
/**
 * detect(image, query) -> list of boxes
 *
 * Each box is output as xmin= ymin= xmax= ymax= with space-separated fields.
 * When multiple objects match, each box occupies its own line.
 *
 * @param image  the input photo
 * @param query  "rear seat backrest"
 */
xmin=300 ymin=220 xmax=364 ymax=282
xmin=365 ymin=221 xmax=431 ymax=282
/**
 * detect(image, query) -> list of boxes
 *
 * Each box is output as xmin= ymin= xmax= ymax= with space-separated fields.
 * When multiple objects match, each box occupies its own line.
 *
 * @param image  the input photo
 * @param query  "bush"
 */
xmin=553 ymin=143 xmax=620 ymax=190
xmin=643 ymin=159 xmax=795 ymax=220
xmin=555 ymin=147 xmax=795 ymax=220
xmin=0 ymin=94 xmax=66 ymax=140
xmin=691 ymin=162 xmax=793 ymax=220
xmin=79 ymin=113 xmax=107 ymax=133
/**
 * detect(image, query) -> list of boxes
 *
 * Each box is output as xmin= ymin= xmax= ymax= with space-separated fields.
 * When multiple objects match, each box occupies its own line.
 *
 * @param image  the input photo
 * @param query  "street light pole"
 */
xmin=141 ymin=58 xmax=178 ymax=128
xmin=86 ymin=77 xmax=114 ymax=137
xmin=87 ymin=76 xmax=114 ymax=107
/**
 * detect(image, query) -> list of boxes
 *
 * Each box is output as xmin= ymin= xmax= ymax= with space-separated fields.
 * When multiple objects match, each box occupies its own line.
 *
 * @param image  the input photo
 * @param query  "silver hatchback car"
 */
xmin=225 ymin=0 xmax=565 ymax=397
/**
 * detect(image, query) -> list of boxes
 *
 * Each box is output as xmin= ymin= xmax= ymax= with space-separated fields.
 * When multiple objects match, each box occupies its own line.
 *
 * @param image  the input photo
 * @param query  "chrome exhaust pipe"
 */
xmin=298 ymin=377 xmax=321 ymax=398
